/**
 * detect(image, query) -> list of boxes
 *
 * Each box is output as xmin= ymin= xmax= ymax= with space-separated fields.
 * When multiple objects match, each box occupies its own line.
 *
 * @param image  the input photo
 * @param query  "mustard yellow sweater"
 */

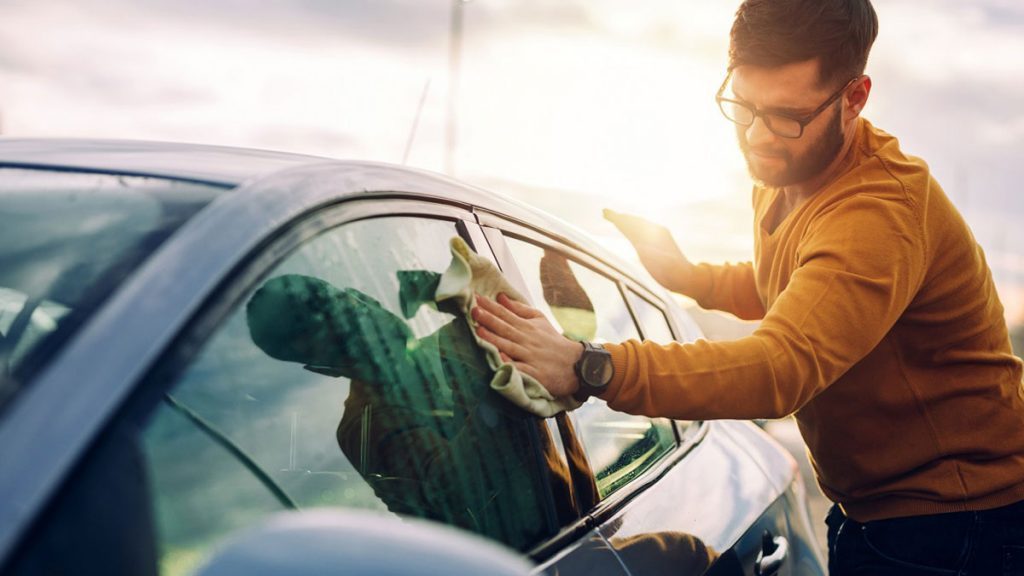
xmin=602 ymin=118 xmax=1024 ymax=522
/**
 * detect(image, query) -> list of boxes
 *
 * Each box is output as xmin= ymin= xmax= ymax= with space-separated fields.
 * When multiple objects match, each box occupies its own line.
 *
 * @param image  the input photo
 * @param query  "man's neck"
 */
xmin=782 ymin=120 xmax=859 ymax=203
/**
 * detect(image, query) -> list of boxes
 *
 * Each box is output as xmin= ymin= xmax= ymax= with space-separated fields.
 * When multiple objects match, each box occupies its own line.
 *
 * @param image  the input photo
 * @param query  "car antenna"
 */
xmin=402 ymin=78 xmax=432 ymax=165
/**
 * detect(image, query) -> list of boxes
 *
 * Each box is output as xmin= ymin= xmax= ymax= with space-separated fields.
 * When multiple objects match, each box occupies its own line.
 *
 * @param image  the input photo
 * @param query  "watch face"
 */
xmin=582 ymin=352 xmax=613 ymax=387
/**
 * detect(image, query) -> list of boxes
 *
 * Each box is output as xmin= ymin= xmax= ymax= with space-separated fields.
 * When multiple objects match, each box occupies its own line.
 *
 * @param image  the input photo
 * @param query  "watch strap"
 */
xmin=573 ymin=341 xmax=612 ymax=402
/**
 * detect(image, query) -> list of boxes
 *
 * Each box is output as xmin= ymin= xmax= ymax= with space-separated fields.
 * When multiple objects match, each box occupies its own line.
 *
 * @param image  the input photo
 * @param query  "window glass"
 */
xmin=142 ymin=217 xmax=569 ymax=571
xmin=626 ymin=290 xmax=675 ymax=343
xmin=503 ymin=237 xmax=637 ymax=343
xmin=0 ymin=168 xmax=222 ymax=408
xmin=504 ymin=237 xmax=675 ymax=498
xmin=626 ymin=290 xmax=698 ymax=439
xmin=13 ymin=217 xmax=572 ymax=576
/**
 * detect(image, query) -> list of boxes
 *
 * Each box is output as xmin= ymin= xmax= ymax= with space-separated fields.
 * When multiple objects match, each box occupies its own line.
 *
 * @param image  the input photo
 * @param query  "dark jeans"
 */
xmin=827 ymin=500 xmax=1024 ymax=575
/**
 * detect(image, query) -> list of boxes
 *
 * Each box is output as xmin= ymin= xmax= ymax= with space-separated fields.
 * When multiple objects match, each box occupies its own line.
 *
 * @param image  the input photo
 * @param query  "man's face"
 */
xmin=730 ymin=60 xmax=847 ymax=188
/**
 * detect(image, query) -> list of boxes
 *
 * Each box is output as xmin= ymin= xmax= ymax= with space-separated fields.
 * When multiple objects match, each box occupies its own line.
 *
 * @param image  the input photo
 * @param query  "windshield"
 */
xmin=0 ymin=168 xmax=225 ymax=410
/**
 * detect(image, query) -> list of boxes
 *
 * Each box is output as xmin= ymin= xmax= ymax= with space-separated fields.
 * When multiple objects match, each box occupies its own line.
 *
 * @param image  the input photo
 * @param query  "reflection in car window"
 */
xmin=503 ymin=237 xmax=676 ymax=498
xmin=0 ymin=168 xmax=222 ymax=409
xmin=137 ymin=217 xmax=574 ymax=574
xmin=503 ymin=240 xmax=636 ymax=343
xmin=10 ymin=217 xmax=578 ymax=576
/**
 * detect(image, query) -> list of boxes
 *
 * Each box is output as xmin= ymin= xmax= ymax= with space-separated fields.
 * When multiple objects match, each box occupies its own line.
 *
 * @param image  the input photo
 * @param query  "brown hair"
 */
xmin=729 ymin=0 xmax=879 ymax=88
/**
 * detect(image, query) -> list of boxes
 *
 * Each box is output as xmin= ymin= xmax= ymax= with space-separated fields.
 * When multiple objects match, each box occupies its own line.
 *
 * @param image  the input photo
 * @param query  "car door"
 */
xmin=6 ymin=198 xmax=595 ymax=575
xmin=478 ymin=217 xmax=817 ymax=576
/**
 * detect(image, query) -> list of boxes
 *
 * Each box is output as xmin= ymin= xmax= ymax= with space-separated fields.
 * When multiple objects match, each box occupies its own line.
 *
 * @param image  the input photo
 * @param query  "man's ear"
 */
xmin=845 ymin=75 xmax=872 ymax=120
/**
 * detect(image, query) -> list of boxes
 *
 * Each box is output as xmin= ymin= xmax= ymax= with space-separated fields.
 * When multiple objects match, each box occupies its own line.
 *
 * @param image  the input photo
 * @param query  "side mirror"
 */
xmin=194 ymin=509 xmax=539 ymax=576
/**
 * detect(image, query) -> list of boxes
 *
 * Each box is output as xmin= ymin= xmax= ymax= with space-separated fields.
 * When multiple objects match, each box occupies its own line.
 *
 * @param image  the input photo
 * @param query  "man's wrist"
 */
xmin=669 ymin=261 xmax=698 ymax=294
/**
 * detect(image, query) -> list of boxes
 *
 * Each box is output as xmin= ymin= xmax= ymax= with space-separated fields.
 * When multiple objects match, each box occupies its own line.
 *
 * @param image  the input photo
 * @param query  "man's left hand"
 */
xmin=472 ymin=293 xmax=583 ymax=398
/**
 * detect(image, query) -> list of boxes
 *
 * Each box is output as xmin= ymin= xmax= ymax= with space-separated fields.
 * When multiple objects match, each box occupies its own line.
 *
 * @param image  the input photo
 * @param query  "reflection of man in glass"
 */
xmin=538 ymin=249 xmax=596 ymax=343
xmin=244 ymin=273 xmax=576 ymax=549
xmin=612 ymin=530 xmax=726 ymax=575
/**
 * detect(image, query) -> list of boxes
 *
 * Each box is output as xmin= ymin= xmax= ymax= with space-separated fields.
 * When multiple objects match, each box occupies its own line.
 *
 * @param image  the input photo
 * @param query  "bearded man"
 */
xmin=472 ymin=0 xmax=1024 ymax=574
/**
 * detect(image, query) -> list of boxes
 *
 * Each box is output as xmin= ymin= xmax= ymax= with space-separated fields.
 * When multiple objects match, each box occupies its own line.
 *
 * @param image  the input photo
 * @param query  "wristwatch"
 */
xmin=573 ymin=341 xmax=614 ymax=402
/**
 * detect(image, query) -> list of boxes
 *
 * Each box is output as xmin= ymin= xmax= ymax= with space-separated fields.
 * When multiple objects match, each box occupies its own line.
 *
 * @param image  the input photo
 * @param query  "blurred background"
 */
xmin=2 ymin=0 xmax=1021 ymax=337
xmin=2 ymin=0 xmax=1022 ymax=328
xmin=2 ymin=0 xmax=1022 ymax=547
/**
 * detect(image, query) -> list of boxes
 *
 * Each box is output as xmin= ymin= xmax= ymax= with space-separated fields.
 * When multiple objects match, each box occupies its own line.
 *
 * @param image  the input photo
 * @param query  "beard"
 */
xmin=739 ymin=105 xmax=845 ymax=188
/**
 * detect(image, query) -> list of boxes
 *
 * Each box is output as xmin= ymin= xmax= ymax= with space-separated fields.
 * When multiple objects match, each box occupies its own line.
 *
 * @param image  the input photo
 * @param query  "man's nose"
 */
xmin=744 ymin=116 xmax=777 ymax=149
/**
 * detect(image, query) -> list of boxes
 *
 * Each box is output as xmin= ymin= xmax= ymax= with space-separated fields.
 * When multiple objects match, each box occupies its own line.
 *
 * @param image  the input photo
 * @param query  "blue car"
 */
xmin=0 ymin=139 xmax=826 ymax=576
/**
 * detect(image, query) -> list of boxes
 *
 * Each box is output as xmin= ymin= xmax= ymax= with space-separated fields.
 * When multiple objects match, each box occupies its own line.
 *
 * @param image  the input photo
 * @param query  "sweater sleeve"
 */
xmin=685 ymin=261 xmax=765 ymax=320
xmin=599 ymin=192 xmax=927 ymax=420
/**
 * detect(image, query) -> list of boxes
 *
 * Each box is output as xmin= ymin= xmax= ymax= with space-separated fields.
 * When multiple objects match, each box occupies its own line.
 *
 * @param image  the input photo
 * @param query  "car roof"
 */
xmin=0 ymin=138 xmax=330 ymax=187
xmin=0 ymin=138 xmax=546 ymax=217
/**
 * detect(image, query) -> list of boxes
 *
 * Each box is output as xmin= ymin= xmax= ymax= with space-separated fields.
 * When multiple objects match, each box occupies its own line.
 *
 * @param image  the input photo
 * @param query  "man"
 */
xmin=471 ymin=0 xmax=1024 ymax=574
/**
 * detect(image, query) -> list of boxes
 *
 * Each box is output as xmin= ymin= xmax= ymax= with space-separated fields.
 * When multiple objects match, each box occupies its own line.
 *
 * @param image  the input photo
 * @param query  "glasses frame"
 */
xmin=715 ymin=73 xmax=860 ymax=139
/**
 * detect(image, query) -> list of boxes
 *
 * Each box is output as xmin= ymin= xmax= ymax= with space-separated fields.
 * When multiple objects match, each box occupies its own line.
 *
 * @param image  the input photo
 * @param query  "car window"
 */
xmin=624 ymin=289 xmax=698 ymax=439
xmin=503 ymin=237 xmax=676 ymax=498
xmin=0 ymin=168 xmax=223 ymax=409
xmin=10 ymin=216 xmax=574 ymax=576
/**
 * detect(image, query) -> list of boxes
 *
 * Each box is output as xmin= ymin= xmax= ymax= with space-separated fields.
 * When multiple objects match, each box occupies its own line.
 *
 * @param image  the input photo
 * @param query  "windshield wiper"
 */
xmin=163 ymin=393 xmax=298 ymax=510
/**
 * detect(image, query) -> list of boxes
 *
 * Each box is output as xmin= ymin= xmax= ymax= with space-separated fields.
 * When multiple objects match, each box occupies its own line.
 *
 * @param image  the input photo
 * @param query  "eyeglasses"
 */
xmin=715 ymin=73 xmax=859 ymax=139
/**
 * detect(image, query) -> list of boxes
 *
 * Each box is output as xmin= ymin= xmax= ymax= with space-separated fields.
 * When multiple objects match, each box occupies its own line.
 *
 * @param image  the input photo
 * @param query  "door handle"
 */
xmin=755 ymin=531 xmax=789 ymax=576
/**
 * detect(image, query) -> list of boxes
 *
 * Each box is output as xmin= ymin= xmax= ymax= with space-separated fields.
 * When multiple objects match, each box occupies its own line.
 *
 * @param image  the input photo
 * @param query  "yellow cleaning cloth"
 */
xmin=436 ymin=236 xmax=582 ymax=417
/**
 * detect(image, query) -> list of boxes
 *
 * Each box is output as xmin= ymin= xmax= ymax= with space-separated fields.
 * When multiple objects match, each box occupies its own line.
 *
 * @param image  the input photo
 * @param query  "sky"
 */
xmin=2 ymin=0 xmax=1023 ymax=322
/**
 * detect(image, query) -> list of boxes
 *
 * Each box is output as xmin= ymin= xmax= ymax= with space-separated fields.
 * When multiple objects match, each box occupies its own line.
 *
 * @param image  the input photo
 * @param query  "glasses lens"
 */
xmin=719 ymin=100 xmax=754 ymax=125
xmin=763 ymin=114 xmax=802 ymax=138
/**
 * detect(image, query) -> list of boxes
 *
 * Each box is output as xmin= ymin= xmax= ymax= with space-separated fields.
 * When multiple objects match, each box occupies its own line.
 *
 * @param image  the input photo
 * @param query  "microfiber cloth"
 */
xmin=434 ymin=236 xmax=582 ymax=417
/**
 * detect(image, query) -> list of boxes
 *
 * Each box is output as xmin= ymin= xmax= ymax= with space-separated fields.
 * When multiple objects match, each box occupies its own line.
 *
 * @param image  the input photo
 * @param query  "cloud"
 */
xmin=873 ymin=0 xmax=1024 ymax=85
xmin=861 ymin=0 xmax=1024 ymax=221
xmin=1 ymin=0 xmax=1022 ymax=316
xmin=0 ymin=0 xmax=594 ymax=61
xmin=980 ymin=115 xmax=1024 ymax=147
xmin=72 ymin=0 xmax=455 ymax=50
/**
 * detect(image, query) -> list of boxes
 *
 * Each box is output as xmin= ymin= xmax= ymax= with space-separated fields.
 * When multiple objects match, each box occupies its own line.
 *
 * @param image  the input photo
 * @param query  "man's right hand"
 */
xmin=603 ymin=209 xmax=694 ymax=293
